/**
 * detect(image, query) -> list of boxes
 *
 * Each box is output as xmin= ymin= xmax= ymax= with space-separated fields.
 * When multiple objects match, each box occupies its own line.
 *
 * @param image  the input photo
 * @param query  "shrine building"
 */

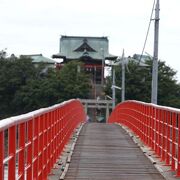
xmin=52 ymin=35 xmax=117 ymax=85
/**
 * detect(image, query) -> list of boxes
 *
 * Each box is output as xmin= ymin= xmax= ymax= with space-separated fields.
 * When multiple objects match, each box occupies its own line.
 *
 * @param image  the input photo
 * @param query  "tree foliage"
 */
xmin=0 ymin=57 xmax=90 ymax=119
xmin=58 ymin=61 xmax=90 ymax=100
xmin=0 ymin=56 xmax=39 ymax=117
xmin=105 ymin=59 xmax=180 ymax=108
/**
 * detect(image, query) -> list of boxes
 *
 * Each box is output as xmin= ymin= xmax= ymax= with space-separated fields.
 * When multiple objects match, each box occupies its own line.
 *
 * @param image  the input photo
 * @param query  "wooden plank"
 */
xmin=64 ymin=123 xmax=165 ymax=180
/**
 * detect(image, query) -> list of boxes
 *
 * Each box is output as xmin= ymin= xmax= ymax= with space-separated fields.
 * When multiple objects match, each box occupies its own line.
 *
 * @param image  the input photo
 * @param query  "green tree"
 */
xmin=0 ymin=56 xmax=40 ymax=118
xmin=105 ymin=59 xmax=180 ymax=108
xmin=0 ymin=58 xmax=91 ymax=119
xmin=12 ymin=68 xmax=63 ymax=114
xmin=157 ymin=61 xmax=180 ymax=107
xmin=58 ymin=61 xmax=90 ymax=101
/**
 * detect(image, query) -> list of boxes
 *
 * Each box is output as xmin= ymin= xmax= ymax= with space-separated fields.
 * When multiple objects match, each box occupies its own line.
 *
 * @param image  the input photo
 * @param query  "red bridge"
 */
xmin=0 ymin=99 xmax=180 ymax=179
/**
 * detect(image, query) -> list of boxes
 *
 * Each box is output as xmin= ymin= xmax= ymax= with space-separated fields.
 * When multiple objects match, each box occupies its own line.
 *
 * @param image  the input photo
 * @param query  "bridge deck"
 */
xmin=64 ymin=123 xmax=165 ymax=180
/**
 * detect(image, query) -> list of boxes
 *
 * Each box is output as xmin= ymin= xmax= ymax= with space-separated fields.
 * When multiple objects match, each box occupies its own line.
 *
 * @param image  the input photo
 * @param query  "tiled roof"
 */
xmin=24 ymin=54 xmax=56 ymax=64
xmin=52 ymin=36 xmax=117 ymax=60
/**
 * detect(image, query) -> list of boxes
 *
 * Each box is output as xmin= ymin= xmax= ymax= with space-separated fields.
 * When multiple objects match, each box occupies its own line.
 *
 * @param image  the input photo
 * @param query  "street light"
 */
xmin=105 ymin=95 xmax=112 ymax=100
xmin=112 ymin=85 xmax=122 ymax=90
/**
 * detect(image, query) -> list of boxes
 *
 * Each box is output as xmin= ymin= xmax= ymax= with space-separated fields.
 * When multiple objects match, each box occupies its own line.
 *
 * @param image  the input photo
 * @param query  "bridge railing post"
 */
xmin=33 ymin=116 xmax=39 ymax=179
xmin=158 ymin=109 xmax=161 ymax=157
xmin=177 ymin=113 xmax=180 ymax=176
xmin=152 ymin=106 xmax=156 ymax=150
xmin=8 ymin=126 xmax=16 ymax=180
xmin=27 ymin=119 xmax=33 ymax=180
xmin=166 ymin=111 xmax=171 ymax=165
xmin=147 ymin=105 xmax=151 ymax=147
xmin=18 ymin=123 xmax=25 ymax=179
xmin=171 ymin=112 xmax=177 ymax=171
xmin=161 ymin=109 xmax=166 ymax=161
xmin=0 ymin=131 xmax=4 ymax=180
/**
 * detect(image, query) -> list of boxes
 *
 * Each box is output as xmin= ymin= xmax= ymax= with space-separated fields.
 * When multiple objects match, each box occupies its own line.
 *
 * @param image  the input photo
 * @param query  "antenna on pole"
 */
xmin=151 ymin=0 xmax=160 ymax=104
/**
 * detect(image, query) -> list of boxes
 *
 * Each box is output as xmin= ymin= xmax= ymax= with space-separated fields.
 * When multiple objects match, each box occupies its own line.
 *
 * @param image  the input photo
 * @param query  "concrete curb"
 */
xmin=59 ymin=123 xmax=84 ymax=180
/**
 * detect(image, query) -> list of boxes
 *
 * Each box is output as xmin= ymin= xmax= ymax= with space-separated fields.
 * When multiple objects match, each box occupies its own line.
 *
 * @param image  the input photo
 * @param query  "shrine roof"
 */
xmin=52 ymin=36 xmax=117 ymax=61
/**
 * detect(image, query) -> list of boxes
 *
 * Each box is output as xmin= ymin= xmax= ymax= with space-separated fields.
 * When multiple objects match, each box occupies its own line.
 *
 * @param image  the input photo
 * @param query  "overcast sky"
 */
xmin=0 ymin=0 xmax=180 ymax=81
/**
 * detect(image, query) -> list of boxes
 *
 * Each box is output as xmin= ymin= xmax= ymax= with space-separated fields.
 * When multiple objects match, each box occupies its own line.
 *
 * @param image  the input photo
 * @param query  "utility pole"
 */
xmin=151 ymin=0 xmax=160 ymax=104
xmin=112 ymin=65 xmax=116 ymax=109
xmin=121 ymin=49 xmax=125 ymax=102
xmin=101 ymin=48 xmax=105 ymax=86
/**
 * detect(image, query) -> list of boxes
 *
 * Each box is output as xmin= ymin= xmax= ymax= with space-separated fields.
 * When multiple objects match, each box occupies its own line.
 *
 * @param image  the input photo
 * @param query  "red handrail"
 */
xmin=108 ymin=100 xmax=180 ymax=177
xmin=0 ymin=99 xmax=86 ymax=180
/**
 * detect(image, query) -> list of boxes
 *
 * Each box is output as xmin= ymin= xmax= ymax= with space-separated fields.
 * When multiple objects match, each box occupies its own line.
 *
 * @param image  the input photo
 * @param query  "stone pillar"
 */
xmin=85 ymin=103 xmax=88 ymax=114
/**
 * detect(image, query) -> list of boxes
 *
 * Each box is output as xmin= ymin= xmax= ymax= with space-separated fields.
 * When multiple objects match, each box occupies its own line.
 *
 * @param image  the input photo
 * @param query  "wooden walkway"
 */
xmin=64 ymin=123 xmax=165 ymax=180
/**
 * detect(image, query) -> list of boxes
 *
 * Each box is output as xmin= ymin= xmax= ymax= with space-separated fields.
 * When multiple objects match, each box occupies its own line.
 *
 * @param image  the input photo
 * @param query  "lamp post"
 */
xmin=112 ymin=65 xmax=116 ymax=109
xmin=121 ymin=49 xmax=125 ymax=102
xmin=111 ymin=50 xmax=125 ymax=108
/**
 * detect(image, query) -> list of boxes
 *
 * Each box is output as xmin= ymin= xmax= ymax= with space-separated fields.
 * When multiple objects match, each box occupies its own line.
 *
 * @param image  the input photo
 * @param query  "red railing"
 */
xmin=108 ymin=100 xmax=180 ymax=176
xmin=0 ymin=99 xmax=86 ymax=180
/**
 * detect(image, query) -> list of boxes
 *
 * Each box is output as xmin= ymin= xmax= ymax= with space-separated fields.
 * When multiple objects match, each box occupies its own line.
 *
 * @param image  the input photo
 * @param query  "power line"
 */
xmin=139 ymin=0 xmax=156 ymax=64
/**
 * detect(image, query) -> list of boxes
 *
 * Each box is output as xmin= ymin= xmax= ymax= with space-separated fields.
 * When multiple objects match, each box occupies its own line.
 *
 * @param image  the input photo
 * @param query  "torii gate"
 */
xmin=80 ymin=99 xmax=113 ymax=122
